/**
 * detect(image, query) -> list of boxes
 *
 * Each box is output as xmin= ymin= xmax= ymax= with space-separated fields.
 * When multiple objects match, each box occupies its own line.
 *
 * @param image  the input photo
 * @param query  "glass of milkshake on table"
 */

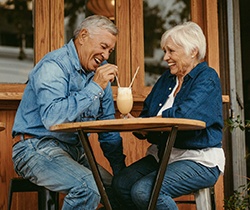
xmin=116 ymin=66 xmax=139 ymax=118
xmin=117 ymin=87 xmax=133 ymax=118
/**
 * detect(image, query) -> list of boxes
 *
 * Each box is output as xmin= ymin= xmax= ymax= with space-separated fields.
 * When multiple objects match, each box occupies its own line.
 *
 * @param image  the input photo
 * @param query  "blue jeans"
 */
xmin=12 ymin=136 xmax=101 ymax=210
xmin=112 ymin=155 xmax=220 ymax=210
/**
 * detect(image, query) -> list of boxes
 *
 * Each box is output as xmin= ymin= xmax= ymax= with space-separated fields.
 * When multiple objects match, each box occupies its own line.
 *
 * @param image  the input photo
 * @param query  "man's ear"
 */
xmin=79 ymin=29 xmax=88 ymax=44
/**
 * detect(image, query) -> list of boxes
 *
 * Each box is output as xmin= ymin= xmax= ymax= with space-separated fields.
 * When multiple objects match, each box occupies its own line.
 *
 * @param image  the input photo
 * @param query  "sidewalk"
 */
xmin=0 ymin=46 xmax=33 ymax=83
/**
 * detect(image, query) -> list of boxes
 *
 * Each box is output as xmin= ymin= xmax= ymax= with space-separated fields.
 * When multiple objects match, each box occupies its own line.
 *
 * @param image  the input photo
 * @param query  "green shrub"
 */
xmin=224 ymin=181 xmax=250 ymax=210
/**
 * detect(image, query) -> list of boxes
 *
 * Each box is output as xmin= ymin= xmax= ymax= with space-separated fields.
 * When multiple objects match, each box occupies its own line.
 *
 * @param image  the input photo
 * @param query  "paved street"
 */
xmin=0 ymin=46 xmax=33 ymax=83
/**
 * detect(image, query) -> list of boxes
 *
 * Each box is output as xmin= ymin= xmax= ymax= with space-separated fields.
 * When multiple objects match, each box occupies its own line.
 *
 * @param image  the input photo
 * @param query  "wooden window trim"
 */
xmin=0 ymin=0 xmax=229 ymax=105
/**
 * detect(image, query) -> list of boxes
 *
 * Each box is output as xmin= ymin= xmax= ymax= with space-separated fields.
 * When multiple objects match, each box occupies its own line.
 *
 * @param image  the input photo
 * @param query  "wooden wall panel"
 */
xmin=115 ymin=0 xmax=131 ymax=87
xmin=191 ymin=0 xmax=220 ymax=75
xmin=34 ymin=0 xmax=64 ymax=64
xmin=50 ymin=0 xmax=64 ymax=51
xmin=33 ymin=0 xmax=50 ymax=63
xmin=130 ymin=0 xmax=150 ymax=100
xmin=204 ymin=0 xmax=220 ymax=75
xmin=191 ymin=0 xmax=206 ymax=29
xmin=0 ymin=108 xmax=39 ymax=210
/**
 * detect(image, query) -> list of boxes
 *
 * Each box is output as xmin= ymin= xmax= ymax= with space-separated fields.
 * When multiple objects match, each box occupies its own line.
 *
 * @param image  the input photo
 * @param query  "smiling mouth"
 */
xmin=94 ymin=57 xmax=102 ymax=65
xmin=168 ymin=63 xmax=175 ymax=67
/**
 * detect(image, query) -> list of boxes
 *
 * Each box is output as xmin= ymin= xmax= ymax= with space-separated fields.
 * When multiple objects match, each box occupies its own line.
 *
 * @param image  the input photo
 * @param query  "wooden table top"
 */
xmin=50 ymin=117 xmax=206 ymax=133
xmin=0 ymin=122 xmax=5 ymax=132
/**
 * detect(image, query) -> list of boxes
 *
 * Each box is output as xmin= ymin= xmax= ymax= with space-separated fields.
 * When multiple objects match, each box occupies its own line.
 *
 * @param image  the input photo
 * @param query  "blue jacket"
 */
xmin=140 ymin=62 xmax=223 ymax=149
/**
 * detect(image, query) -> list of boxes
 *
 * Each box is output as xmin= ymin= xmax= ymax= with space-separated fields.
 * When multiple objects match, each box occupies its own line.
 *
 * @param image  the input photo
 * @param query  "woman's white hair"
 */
xmin=74 ymin=15 xmax=118 ymax=38
xmin=160 ymin=21 xmax=206 ymax=61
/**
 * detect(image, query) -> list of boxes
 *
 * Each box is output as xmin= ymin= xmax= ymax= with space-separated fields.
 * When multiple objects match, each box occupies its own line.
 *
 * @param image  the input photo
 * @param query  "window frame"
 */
xmin=0 ymin=0 xmax=222 ymax=103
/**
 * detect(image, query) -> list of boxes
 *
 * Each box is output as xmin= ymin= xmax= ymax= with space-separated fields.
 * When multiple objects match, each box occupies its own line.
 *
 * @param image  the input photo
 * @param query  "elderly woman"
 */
xmin=112 ymin=21 xmax=225 ymax=209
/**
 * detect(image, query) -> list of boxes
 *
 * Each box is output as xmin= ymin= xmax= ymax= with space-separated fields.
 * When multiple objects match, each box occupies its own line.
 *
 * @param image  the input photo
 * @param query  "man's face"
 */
xmin=77 ymin=28 xmax=117 ymax=71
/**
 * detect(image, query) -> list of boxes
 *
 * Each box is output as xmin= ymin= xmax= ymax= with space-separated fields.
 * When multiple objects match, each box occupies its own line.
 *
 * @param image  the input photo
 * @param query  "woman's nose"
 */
xmin=163 ymin=52 xmax=170 ymax=60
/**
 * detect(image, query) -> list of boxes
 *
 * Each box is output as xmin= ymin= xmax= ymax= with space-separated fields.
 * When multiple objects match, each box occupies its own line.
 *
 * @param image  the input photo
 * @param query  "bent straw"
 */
xmin=116 ymin=75 xmax=121 ymax=88
xmin=129 ymin=66 xmax=140 ymax=88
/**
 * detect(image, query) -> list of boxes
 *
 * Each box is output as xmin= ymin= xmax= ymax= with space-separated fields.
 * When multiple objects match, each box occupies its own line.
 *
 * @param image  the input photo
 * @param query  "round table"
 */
xmin=50 ymin=117 xmax=206 ymax=210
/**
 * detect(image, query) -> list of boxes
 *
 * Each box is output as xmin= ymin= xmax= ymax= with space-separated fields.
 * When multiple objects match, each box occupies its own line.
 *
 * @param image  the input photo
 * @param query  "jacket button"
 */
xmin=169 ymin=87 xmax=172 ymax=90
xmin=159 ymin=103 xmax=162 ymax=106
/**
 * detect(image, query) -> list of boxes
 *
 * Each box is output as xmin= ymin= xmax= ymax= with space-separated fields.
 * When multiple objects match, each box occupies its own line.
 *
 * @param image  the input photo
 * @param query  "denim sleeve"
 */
xmin=30 ymin=61 xmax=104 ymax=129
xmin=98 ymin=82 xmax=122 ymax=143
xmin=162 ymin=69 xmax=223 ymax=127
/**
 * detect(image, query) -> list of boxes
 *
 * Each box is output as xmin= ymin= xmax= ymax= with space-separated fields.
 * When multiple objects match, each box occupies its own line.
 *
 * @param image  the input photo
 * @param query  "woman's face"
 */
xmin=163 ymin=36 xmax=197 ymax=77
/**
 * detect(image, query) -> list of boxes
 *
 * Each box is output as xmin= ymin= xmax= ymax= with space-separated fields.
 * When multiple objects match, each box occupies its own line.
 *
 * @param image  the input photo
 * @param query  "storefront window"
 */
xmin=143 ymin=0 xmax=190 ymax=86
xmin=0 ymin=0 xmax=33 ymax=83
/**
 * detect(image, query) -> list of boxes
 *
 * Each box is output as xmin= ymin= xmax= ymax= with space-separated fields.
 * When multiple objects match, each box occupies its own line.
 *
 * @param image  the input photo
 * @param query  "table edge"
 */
xmin=50 ymin=117 xmax=206 ymax=133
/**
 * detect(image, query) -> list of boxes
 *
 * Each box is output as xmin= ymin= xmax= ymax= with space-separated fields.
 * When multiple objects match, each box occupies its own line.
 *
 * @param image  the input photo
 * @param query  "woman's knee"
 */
xmin=131 ymin=179 xmax=152 ymax=207
xmin=131 ymin=182 xmax=178 ymax=210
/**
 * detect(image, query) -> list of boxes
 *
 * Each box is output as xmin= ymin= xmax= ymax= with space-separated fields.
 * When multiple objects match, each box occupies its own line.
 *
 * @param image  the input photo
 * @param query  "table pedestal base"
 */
xmin=78 ymin=126 xmax=178 ymax=210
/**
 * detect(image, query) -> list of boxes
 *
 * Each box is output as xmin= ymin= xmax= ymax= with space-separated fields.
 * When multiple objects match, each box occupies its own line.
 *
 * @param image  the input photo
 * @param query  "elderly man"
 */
xmin=12 ymin=15 xmax=125 ymax=210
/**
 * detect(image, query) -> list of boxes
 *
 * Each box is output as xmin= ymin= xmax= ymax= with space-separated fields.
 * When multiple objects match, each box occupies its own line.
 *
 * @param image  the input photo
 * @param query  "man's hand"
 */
xmin=93 ymin=64 xmax=118 ymax=89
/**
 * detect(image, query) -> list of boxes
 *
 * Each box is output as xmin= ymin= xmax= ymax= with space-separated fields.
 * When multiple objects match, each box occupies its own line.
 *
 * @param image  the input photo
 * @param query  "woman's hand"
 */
xmin=120 ymin=113 xmax=134 ymax=119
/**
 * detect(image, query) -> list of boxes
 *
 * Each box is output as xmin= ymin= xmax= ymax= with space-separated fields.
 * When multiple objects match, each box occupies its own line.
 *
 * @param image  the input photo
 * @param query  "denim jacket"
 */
xmin=12 ymin=39 xmax=126 ymax=174
xmin=12 ymin=39 xmax=121 ymax=145
xmin=140 ymin=62 xmax=223 ymax=150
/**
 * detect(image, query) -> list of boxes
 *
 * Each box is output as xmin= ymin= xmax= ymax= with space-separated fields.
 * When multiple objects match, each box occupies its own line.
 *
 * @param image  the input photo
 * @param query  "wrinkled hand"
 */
xmin=93 ymin=64 xmax=118 ymax=89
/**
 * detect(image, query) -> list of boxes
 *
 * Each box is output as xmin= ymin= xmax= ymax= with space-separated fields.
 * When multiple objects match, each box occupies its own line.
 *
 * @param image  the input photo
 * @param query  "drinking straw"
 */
xmin=116 ymin=75 xmax=121 ymax=88
xmin=129 ymin=66 xmax=140 ymax=88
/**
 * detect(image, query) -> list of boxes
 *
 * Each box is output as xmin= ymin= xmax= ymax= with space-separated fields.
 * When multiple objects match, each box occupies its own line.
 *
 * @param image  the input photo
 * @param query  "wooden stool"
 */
xmin=8 ymin=177 xmax=59 ymax=210
xmin=195 ymin=188 xmax=214 ymax=210
xmin=176 ymin=187 xmax=215 ymax=210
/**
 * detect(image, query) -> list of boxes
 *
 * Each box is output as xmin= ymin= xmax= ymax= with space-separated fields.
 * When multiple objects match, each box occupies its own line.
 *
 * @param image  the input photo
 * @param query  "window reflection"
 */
xmin=64 ymin=0 xmax=115 ymax=42
xmin=86 ymin=0 xmax=115 ymax=20
xmin=143 ymin=0 xmax=190 ymax=86
xmin=0 ymin=0 xmax=33 ymax=83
